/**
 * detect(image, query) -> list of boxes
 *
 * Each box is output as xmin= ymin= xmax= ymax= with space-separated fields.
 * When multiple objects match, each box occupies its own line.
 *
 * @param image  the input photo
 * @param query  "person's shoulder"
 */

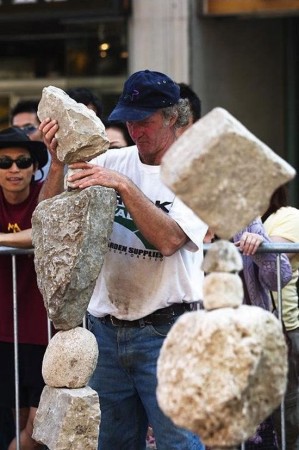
xmin=274 ymin=206 xmax=299 ymax=222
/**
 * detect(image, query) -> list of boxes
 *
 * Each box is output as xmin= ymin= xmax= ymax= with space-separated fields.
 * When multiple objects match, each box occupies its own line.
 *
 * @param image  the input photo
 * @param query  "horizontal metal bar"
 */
xmin=0 ymin=246 xmax=34 ymax=255
xmin=203 ymin=242 xmax=299 ymax=253
xmin=1 ymin=242 xmax=299 ymax=257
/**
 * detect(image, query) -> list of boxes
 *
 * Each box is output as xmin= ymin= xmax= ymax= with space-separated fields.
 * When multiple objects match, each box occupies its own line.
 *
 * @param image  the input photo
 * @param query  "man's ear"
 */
xmin=169 ymin=111 xmax=179 ymax=127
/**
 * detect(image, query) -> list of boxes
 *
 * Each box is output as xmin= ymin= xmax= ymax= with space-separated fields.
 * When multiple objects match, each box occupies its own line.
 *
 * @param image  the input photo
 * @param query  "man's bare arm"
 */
xmin=0 ymin=229 xmax=33 ymax=249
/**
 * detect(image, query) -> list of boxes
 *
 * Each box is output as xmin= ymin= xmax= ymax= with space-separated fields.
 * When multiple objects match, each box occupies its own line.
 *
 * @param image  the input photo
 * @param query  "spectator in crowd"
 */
xmin=39 ymin=69 xmax=208 ymax=450
xmin=233 ymin=218 xmax=292 ymax=450
xmin=10 ymin=100 xmax=43 ymax=143
xmin=262 ymin=184 xmax=299 ymax=450
xmin=103 ymin=119 xmax=134 ymax=148
xmin=66 ymin=87 xmax=103 ymax=118
xmin=176 ymin=82 xmax=201 ymax=135
xmin=10 ymin=99 xmax=51 ymax=180
xmin=0 ymin=127 xmax=49 ymax=450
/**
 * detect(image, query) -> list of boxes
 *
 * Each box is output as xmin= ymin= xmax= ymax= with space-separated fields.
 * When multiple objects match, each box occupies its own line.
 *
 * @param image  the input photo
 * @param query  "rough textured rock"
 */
xmin=202 ymin=239 xmax=243 ymax=273
xmin=157 ymin=306 xmax=288 ymax=447
xmin=32 ymin=186 xmax=116 ymax=330
xmin=203 ymin=272 xmax=243 ymax=310
xmin=42 ymin=328 xmax=98 ymax=388
xmin=161 ymin=107 xmax=296 ymax=239
xmin=37 ymin=85 xmax=109 ymax=164
xmin=33 ymin=385 xmax=100 ymax=450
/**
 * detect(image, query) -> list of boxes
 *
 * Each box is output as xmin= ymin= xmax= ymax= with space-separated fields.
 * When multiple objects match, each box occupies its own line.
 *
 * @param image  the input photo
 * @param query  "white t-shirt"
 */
xmin=88 ymin=146 xmax=208 ymax=320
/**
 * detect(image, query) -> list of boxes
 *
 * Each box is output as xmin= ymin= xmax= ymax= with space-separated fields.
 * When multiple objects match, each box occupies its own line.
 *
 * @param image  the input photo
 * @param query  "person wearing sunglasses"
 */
xmin=10 ymin=99 xmax=51 ymax=181
xmin=0 ymin=126 xmax=49 ymax=450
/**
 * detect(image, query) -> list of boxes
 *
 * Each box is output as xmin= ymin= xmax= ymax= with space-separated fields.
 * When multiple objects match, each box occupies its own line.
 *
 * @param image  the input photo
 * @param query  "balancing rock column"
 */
xmin=32 ymin=86 xmax=116 ymax=449
xmin=157 ymin=240 xmax=288 ymax=447
xmin=33 ymin=328 xmax=100 ymax=450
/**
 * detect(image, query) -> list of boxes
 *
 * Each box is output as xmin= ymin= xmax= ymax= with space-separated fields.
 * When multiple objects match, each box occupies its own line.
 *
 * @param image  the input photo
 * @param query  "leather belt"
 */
xmin=99 ymin=303 xmax=196 ymax=328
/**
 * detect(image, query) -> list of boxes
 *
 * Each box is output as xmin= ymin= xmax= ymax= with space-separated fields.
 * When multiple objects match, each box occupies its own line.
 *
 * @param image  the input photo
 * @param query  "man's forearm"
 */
xmin=0 ymin=229 xmax=33 ymax=249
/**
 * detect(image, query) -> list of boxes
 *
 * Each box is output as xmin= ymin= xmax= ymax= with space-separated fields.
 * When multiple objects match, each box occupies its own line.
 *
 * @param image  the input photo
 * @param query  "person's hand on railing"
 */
xmin=234 ymin=232 xmax=264 ymax=256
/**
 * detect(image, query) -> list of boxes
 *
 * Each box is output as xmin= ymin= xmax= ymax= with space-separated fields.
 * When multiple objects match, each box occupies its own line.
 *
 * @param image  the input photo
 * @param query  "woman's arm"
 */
xmin=244 ymin=219 xmax=292 ymax=290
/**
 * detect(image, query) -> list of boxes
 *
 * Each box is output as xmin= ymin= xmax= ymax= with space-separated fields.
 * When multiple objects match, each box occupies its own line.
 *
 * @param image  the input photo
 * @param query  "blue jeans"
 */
xmin=88 ymin=313 xmax=204 ymax=450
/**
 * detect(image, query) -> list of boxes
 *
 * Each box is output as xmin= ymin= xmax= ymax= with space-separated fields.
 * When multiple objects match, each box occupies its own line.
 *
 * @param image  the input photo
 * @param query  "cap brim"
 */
xmin=108 ymin=105 xmax=157 ymax=122
xmin=0 ymin=140 xmax=48 ymax=169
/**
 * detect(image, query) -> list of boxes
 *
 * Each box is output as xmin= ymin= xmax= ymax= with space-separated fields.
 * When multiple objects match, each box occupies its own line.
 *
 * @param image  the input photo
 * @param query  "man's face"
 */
xmin=0 ymin=147 xmax=36 ymax=202
xmin=126 ymin=111 xmax=175 ymax=165
xmin=12 ymin=112 xmax=43 ymax=142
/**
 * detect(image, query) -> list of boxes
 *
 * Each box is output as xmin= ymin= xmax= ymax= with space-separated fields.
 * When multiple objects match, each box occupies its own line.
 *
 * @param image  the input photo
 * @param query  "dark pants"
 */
xmin=0 ymin=407 xmax=15 ymax=450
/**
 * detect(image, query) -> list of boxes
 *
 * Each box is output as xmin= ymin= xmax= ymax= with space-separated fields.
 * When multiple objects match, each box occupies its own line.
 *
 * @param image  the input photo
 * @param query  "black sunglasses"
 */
xmin=0 ymin=156 xmax=34 ymax=169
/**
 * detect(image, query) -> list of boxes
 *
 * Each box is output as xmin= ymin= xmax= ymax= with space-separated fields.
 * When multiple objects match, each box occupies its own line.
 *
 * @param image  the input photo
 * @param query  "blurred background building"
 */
xmin=0 ymin=0 xmax=298 ymax=203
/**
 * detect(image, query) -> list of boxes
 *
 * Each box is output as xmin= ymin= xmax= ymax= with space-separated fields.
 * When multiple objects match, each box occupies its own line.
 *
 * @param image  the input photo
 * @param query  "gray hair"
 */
xmin=161 ymin=98 xmax=191 ymax=129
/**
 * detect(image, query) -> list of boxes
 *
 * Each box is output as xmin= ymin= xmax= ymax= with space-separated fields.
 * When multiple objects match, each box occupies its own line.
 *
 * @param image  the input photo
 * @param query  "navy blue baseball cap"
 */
xmin=108 ymin=70 xmax=180 ymax=122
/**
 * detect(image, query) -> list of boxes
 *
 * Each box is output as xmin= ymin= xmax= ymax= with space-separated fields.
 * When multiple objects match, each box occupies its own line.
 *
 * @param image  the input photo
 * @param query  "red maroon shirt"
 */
xmin=0 ymin=182 xmax=48 ymax=345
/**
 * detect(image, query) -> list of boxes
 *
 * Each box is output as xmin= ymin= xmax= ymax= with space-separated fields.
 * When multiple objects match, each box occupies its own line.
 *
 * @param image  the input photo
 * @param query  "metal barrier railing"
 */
xmin=2 ymin=242 xmax=299 ymax=450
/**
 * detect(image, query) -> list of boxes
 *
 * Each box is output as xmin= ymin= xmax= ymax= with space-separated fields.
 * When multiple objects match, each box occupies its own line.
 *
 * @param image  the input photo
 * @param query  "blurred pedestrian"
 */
xmin=262 ymin=184 xmax=299 ymax=450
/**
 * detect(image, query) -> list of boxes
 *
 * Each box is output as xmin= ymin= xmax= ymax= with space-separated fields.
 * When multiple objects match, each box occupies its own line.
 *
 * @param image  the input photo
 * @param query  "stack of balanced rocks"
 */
xmin=157 ymin=107 xmax=296 ymax=448
xmin=31 ymin=86 xmax=116 ymax=450
xmin=157 ymin=239 xmax=288 ymax=447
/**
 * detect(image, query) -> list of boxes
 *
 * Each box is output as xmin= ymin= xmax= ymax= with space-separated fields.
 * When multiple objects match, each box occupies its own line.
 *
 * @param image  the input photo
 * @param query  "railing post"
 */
xmin=12 ymin=254 xmax=20 ymax=450
xmin=276 ymin=253 xmax=286 ymax=450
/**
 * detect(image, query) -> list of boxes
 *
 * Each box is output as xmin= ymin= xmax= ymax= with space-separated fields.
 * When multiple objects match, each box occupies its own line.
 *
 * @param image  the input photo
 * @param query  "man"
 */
xmin=10 ymin=99 xmax=51 ymax=180
xmin=0 ymin=127 xmax=48 ymax=450
xmin=40 ymin=69 xmax=208 ymax=449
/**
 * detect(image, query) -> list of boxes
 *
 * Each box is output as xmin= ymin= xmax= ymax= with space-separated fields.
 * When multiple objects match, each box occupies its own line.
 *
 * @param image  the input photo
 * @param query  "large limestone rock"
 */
xmin=37 ymin=85 xmax=109 ymax=163
xmin=32 ymin=186 xmax=116 ymax=330
xmin=157 ymin=306 xmax=288 ymax=447
xmin=33 ymin=385 xmax=100 ymax=450
xmin=42 ymin=328 xmax=98 ymax=388
xmin=161 ymin=107 xmax=296 ymax=239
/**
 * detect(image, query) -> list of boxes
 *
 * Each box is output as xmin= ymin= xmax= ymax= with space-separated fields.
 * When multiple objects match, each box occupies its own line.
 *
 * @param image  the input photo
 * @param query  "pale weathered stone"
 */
xmin=37 ymin=85 xmax=109 ymax=164
xmin=33 ymin=385 xmax=100 ymax=450
xmin=157 ymin=306 xmax=288 ymax=447
xmin=203 ymin=272 xmax=243 ymax=310
xmin=202 ymin=239 xmax=243 ymax=273
xmin=42 ymin=328 xmax=98 ymax=388
xmin=161 ymin=107 xmax=296 ymax=239
xmin=32 ymin=186 xmax=116 ymax=330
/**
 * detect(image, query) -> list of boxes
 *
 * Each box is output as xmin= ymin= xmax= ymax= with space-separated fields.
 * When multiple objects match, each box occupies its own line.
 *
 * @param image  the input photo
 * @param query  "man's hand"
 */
xmin=67 ymin=162 xmax=128 ymax=192
xmin=39 ymin=118 xmax=61 ymax=165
